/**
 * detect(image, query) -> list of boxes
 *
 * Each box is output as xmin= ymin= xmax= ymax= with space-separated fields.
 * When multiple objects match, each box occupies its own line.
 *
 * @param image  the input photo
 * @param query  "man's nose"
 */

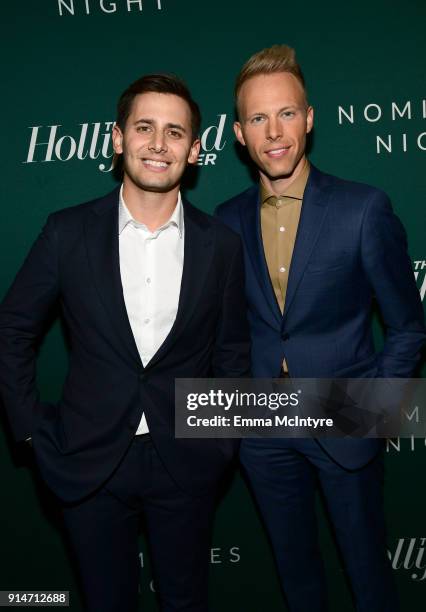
xmin=149 ymin=130 xmax=167 ymax=153
xmin=266 ymin=116 xmax=283 ymax=141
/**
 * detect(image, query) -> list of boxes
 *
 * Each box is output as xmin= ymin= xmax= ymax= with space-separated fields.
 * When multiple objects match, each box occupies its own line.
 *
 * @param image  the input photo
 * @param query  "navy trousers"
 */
xmin=62 ymin=435 xmax=216 ymax=612
xmin=240 ymin=438 xmax=399 ymax=612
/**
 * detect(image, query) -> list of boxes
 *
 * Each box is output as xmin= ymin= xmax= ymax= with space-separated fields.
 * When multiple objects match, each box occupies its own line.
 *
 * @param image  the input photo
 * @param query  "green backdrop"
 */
xmin=1 ymin=1 xmax=425 ymax=610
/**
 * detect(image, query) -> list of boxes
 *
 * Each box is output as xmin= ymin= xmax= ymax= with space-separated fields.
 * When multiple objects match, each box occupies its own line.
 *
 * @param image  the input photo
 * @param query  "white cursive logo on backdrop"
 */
xmin=388 ymin=538 xmax=426 ymax=581
xmin=414 ymin=260 xmax=426 ymax=302
xmin=23 ymin=115 xmax=228 ymax=172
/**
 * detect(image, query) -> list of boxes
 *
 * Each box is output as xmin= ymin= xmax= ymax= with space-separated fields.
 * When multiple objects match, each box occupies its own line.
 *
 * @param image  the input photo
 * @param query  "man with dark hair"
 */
xmin=216 ymin=45 xmax=425 ymax=611
xmin=0 ymin=74 xmax=250 ymax=612
xmin=116 ymin=74 xmax=202 ymax=138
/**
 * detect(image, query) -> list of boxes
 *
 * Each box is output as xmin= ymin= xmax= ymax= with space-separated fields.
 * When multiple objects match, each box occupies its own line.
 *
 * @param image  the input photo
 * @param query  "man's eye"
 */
xmin=281 ymin=111 xmax=295 ymax=119
xmin=169 ymin=130 xmax=182 ymax=138
xmin=137 ymin=125 xmax=151 ymax=132
xmin=250 ymin=116 xmax=264 ymax=124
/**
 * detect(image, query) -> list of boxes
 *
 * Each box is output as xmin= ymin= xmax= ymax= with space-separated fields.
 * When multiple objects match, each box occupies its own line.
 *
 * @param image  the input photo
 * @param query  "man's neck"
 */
xmin=122 ymin=180 xmax=180 ymax=232
xmin=260 ymin=156 xmax=308 ymax=197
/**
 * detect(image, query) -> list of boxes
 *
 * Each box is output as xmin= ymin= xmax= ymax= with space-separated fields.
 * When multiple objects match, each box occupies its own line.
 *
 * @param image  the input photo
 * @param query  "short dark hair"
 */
xmin=116 ymin=73 xmax=201 ymax=140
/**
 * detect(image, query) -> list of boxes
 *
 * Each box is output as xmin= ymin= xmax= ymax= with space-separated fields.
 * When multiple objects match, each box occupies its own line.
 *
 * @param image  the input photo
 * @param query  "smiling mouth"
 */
xmin=265 ymin=147 xmax=290 ymax=158
xmin=142 ymin=159 xmax=170 ymax=168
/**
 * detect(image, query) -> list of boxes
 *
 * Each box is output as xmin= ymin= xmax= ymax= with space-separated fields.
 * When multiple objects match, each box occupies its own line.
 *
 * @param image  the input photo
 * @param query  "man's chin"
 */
xmin=142 ymin=184 xmax=176 ymax=193
xmin=261 ymin=166 xmax=296 ymax=182
xmin=131 ymin=179 xmax=180 ymax=194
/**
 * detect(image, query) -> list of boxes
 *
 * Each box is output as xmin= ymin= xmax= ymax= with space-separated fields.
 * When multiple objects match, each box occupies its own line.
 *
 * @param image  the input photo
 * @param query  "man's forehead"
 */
xmin=129 ymin=92 xmax=191 ymax=117
xmin=239 ymin=72 xmax=306 ymax=110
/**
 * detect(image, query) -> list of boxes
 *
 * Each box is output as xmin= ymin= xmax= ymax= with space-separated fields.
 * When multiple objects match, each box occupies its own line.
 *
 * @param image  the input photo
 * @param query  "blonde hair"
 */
xmin=235 ymin=44 xmax=307 ymax=106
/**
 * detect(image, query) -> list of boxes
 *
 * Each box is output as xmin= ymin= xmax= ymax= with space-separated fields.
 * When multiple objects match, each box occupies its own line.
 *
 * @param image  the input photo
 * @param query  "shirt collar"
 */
xmin=261 ymin=159 xmax=310 ymax=206
xmin=118 ymin=184 xmax=184 ymax=237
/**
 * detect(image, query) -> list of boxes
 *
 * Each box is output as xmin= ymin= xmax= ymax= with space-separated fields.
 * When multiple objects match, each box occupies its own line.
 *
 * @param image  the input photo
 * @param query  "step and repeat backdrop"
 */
xmin=1 ymin=1 xmax=425 ymax=610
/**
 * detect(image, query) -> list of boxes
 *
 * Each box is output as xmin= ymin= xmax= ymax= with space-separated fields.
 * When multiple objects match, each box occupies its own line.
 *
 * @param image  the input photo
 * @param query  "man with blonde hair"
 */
xmin=216 ymin=44 xmax=425 ymax=611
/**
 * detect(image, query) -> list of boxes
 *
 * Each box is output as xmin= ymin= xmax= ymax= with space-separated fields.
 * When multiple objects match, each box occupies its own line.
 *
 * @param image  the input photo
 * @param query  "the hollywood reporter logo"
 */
xmin=23 ymin=115 xmax=227 ymax=171
xmin=388 ymin=538 xmax=426 ymax=581
xmin=414 ymin=260 xmax=426 ymax=302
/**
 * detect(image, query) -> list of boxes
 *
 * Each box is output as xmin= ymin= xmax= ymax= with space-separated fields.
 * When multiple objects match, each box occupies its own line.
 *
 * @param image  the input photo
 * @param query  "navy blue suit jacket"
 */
xmin=0 ymin=188 xmax=250 ymax=502
xmin=216 ymin=165 xmax=425 ymax=469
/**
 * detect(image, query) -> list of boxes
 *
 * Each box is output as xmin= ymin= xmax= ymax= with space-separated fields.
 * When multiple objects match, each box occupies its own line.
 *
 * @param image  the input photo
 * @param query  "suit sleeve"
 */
xmin=0 ymin=214 xmax=59 ymax=441
xmin=212 ymin=235 xmax=251 ymax=377
xmin=361 ymin=191 xmax=425 ymax=377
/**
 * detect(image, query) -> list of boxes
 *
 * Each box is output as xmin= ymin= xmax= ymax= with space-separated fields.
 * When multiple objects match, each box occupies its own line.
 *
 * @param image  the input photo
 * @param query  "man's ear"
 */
xmin=112 ymin=124 xmax=124 ymax=154
xmin=306 ymin=106 xmax=314 ymax=135
xmin=234 ymin=121 xmax=246 ymax=147
xmin=187 ymin=138 xmax=201 ymax=165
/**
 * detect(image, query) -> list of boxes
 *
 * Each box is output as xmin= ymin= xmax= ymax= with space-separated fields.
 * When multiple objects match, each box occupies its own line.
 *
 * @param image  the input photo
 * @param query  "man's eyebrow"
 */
xmin=249 ymin=105 xmax=298 ymax=116
xmin=166 ymin=122 xmax=187 ymax=133
xmin=133 ymin=118 xmax=187 ymax=132
xmin=133 ymin=118 xmax=154 ymax=126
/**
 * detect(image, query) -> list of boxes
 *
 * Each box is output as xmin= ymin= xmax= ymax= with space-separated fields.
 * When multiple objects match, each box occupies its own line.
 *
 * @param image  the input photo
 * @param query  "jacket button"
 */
xmin=281 ymin=332 xmax=289 ymax=341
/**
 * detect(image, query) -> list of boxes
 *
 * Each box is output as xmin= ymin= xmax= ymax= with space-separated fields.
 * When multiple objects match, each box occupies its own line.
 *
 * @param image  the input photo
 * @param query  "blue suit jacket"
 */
xmin=216 ymin=165 xmax=425 ymax=469
xmin=0 ymin=188 xmax=250 ymax=502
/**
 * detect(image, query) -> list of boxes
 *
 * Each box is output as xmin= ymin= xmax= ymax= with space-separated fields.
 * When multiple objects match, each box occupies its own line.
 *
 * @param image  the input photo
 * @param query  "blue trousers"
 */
xmin=240 ymin=438 xmax=398 ymax=612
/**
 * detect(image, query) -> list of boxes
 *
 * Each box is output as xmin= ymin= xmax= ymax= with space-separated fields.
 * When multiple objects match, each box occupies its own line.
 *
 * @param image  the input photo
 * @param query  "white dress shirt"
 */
xmin=118 ymin=186 xmax=184 ymax=434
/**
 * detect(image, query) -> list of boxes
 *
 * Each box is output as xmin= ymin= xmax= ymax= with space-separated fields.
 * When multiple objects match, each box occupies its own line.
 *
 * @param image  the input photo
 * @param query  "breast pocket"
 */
xmin=305 ymin=250 xmax=351 ymax=274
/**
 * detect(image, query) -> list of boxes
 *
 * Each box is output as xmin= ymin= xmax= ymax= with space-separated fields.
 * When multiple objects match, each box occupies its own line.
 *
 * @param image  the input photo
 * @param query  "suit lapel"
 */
xmin=85 ymin=188 xmax=142 ymax=369
xmin=284 ymin=166 xmax=333 ymax=318
xmin=239 ymin=187 xmax=282 ymax=327
xmin=146 ymin=199 xmax=214 ymax=370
